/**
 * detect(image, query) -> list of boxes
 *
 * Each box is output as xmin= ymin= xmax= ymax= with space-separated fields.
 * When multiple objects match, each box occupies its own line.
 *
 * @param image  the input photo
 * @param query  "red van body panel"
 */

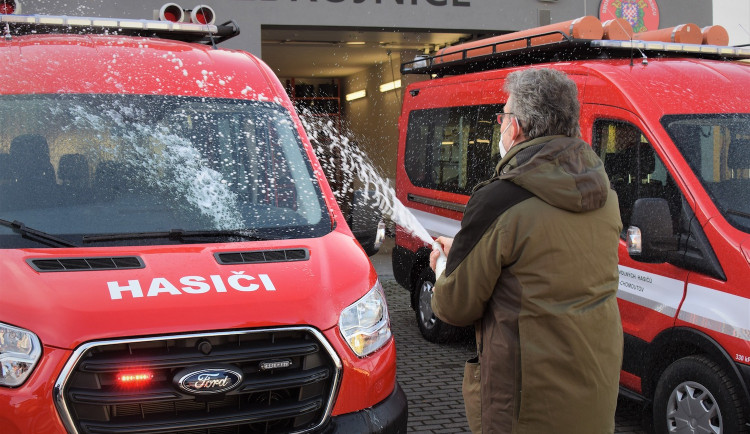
xmin=2 ymin=232 xmax=370 ymax=348
xmin=0 ymin=347 xmax=69 ymax=434
xmin=2 ymin=34 xmax=277 ymax=99
xmin=579 ymin=60 xmax=750 ymax=366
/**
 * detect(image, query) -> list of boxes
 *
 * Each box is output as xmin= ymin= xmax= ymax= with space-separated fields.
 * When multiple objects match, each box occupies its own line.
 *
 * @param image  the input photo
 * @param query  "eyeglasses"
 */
xmin=496 ymin=112 xmax=515 ymax=124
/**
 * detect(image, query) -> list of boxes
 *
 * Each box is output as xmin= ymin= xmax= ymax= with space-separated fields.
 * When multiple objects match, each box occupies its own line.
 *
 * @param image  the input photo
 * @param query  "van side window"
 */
xmin=404 ymin=104 xmax=502 ymax=195
xmin=661 ymin=114 xmax=750 ymax=233
xmin=593 ymin=120 xmax=682 ymax=232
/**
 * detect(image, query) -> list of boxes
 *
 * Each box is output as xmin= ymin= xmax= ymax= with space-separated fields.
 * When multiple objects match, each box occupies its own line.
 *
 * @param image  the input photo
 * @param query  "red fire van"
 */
xmin=0 ymin=4 xmax=406 ymax=433
xmin=393 ymin=18 xmax=750 ymax=433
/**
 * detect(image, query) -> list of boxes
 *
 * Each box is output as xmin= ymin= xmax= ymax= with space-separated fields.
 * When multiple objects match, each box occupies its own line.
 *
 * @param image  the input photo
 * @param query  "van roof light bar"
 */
xmin=590 ymin=39 xmax=750 ymax=56
xmin=0 ymin=13 xmax=239 ymax=45
xmin=402 ymin=36 xmax=750 ymax=76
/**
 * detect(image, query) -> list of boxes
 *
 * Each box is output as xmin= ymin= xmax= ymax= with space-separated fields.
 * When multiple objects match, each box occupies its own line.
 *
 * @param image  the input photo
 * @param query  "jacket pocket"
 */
xmin=462 ymin=356 xmax=482 ymax=434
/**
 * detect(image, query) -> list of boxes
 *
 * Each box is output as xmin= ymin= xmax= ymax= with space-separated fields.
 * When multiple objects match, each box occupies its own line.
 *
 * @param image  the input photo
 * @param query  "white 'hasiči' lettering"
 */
xmin=107 ymin=274 xmax=277 ymax=299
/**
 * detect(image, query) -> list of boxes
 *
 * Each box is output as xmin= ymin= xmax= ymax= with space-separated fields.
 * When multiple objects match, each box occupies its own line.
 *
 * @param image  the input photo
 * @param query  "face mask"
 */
xmin=498 ymin=118 xmax=514 ymax=159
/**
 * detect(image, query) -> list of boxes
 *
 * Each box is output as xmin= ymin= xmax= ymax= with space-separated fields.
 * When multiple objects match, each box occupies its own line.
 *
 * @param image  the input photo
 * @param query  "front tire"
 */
xmin=653 ymin=355 xmax=748 ymax=434
xmin=414 ymin=268 xmax=461 ymax=343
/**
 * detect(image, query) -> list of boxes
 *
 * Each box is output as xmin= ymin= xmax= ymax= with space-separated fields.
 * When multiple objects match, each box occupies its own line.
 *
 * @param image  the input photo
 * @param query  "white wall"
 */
xmin=714 ymin=0 xmax=750 ymax=46
xmin=342 ymin=53 xmax=410 ymax=181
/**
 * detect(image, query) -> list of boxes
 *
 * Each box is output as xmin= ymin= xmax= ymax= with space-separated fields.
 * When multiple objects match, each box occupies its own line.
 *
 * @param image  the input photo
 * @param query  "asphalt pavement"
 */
xmin=370 ymin=237 xmax=649 ymax=433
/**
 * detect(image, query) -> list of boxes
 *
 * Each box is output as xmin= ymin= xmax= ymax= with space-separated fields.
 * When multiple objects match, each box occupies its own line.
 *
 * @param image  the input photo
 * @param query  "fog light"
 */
xmin=117 ymin=370 xmax=154 ymax=387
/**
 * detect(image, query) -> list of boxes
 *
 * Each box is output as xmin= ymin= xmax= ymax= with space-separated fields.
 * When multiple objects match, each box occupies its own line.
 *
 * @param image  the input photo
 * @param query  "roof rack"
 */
xmin=0 ymin=13 xmax=240 ymax=45
xmin=402 ymin=31 xmax=750 ymax=77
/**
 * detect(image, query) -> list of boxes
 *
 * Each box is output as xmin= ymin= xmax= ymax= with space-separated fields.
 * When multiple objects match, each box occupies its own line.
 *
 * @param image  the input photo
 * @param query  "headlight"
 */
xmin=0 ymin=322 xmax=42 ymax=387
xmin=339 ymin=281 xmax=392 ymax=357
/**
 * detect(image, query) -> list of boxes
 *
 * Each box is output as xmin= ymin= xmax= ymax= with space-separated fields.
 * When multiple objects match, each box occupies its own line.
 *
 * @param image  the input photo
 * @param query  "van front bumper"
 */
xmin=324 ymin=382 xmax=408 ymax=433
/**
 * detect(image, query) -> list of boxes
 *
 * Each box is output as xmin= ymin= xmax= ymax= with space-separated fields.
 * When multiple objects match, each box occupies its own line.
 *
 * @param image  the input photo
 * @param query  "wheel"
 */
xmin=414 ymin=268 xmax=461 ymax=343
xmin=653 ymin=355 xmax=748 ymax=434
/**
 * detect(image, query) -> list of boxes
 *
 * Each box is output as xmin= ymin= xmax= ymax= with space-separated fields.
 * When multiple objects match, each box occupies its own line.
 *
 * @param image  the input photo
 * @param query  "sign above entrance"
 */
xmin=240 ymin=0 xmax=470 ymax=6
xmin=599 ymin=0 xmax=660 ymax=33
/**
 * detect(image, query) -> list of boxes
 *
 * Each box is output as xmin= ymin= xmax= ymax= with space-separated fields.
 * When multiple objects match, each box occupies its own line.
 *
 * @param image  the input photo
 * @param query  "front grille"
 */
xmin=54 ymin=328 xmax=341 ymax=434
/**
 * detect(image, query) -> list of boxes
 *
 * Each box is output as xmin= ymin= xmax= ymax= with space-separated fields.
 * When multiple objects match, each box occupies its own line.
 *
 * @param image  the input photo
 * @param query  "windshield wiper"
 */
xmin=726 ymin=209 xmax=750 ymax=219
xmin=82 ymin=229 xmax=273 ymax=243
xmin=0 ymin=219 xmax=77 ymax=248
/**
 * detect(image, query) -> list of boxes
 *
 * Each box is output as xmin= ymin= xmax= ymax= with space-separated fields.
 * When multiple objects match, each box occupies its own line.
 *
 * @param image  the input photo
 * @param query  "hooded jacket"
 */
xmin=432 ymin=135 xmax=624 ymax=434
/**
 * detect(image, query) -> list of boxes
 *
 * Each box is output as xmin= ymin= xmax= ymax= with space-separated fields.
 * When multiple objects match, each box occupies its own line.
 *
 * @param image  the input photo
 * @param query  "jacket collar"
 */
xmin=495 ymin=135 xmax=565 ymax=176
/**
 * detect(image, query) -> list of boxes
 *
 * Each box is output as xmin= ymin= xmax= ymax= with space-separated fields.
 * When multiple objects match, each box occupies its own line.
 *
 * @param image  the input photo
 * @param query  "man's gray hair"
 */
xmin=503 ymin=68 xmax=581 ymax=139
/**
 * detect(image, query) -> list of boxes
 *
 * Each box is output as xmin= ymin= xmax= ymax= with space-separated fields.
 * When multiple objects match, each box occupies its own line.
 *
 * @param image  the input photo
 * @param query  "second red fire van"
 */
xmin=394 ymin=17 xmax=750 ymax=433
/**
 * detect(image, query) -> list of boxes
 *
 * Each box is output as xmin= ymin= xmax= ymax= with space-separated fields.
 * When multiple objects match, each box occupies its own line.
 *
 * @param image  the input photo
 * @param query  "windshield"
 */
xmin=661 ymin=114 xmax=750 ymax=233
xmin=0 ymin=95 xmax=330 ymax=248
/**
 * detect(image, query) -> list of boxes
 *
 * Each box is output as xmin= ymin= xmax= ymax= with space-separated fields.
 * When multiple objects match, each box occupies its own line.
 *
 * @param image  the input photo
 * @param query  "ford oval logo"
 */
xmin=173 ymin=365 xmax=243 ymax=395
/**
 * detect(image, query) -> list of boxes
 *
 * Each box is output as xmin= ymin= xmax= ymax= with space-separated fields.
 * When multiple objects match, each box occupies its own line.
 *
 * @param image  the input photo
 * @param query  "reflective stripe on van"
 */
xmin=679 ymin=284 xmax=750 ymax=342
xmin=616 ymin=265 xmax=683 ymax=317
xmin=407 ymin=207 xmax=461 ymax=239
xmin=616 ymin=266 xmax=750 ymax=343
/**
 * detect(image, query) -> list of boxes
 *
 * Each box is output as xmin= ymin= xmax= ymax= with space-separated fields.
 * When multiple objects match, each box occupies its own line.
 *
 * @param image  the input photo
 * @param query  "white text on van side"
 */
xmin=107 ymin=272 xmax=276 ymax=300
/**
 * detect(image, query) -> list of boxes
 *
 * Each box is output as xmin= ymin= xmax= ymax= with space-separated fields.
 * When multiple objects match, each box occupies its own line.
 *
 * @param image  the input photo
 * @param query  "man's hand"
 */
xmin=429 ymin=236 xmax=454 ymax=272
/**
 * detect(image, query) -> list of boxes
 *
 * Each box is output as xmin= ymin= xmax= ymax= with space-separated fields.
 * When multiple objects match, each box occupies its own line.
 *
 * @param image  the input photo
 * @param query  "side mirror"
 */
xmin=354 ymin=219 xmax=385 ymax=257
xmin=626 ymin=198 xmax=678 ymax=263
xmin=373 ymin=220 xmax=386 ymax=251
xmin=351 ymin=189 xmax=385 ymax=257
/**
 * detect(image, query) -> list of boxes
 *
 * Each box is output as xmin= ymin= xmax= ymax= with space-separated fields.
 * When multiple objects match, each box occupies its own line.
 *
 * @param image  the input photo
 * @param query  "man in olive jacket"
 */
xmin=430 ymin=68 xmax=623 ymax=434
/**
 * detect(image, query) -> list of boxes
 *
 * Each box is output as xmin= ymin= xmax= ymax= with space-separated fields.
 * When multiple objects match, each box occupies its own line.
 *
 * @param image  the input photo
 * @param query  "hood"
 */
xmin=497 ymin=135 xmax=610 ymax=213
xmin=0 ymin=231 xmax=376 ymax=349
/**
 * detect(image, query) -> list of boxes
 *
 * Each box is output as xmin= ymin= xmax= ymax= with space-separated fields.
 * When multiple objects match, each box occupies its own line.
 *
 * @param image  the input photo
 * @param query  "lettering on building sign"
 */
xmin=107 ymin=272 xmax=277 ymax=299
xmin=242 ymin=0 xmax=470 ymax=6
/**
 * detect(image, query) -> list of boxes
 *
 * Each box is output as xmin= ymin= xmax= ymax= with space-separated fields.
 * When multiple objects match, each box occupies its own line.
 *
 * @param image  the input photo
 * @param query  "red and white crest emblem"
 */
xmin=622 ymin=0 xmax=639 ymax=27
xmin=599 ymin=0 xmax=660 ymax=33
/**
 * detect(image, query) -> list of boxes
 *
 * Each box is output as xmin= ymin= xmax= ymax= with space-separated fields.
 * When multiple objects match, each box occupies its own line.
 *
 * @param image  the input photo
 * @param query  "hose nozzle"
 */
xmin=432 ymin=241 xmax=447 ymax=278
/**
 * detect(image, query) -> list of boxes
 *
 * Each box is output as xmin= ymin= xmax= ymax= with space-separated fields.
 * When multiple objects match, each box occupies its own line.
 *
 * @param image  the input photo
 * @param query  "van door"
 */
xmin=586 ymin=106 xmax=690 ymax=385
xmin=660 ymin=116 xmax=746 ymax=352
